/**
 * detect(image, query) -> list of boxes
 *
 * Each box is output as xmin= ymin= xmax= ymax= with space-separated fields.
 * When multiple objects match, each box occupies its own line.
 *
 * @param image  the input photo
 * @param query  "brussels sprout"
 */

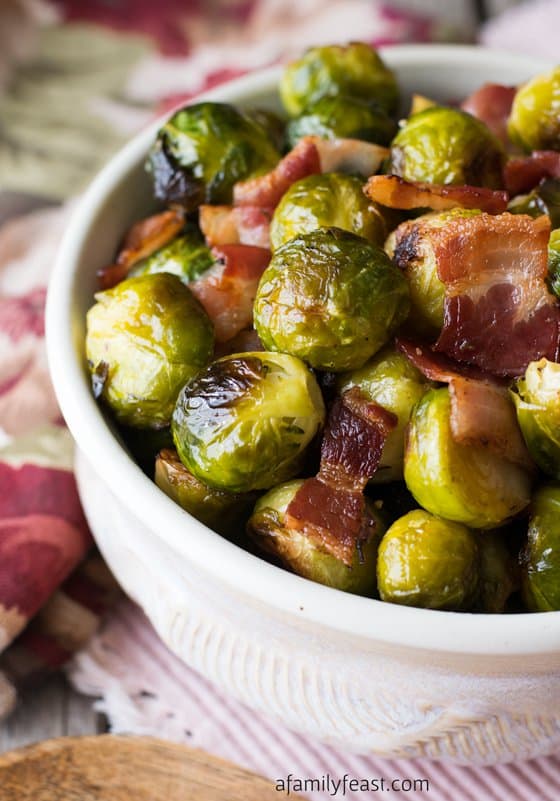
xmin=521 ymin=484 xmax=560 ymax=611
xmin=338 ymin=347 xmax=429 ymax=482
xmin=254 ymin=228 xmax=410 ymax=372
xmin=172 ymin=352 xmax=325 ymax=492
xmin=129 ymin=226 xmax=214 ymax=283
xmin=155 ymin=449 xmax=255 ymax=537
xmin=270 ymin=173 xmax=387 ymax=250
xmin=390 ymin=107 xmax=505 ymax=188
xmin=508 ymin=67 xmax=560 ymax=152
xmin=247 ymin=479 xmax=384 ymax=594
xmin=508 ymin=178 xmax=560 ymax=230
xmin=549 ymin=228 xmax=560 ymax=298
xmin=86 ymin=273 xmax=214 ymax=428
xmin=286 ymin=95 xmax=396 ymax=148
xmin=280 ymin=43 xmax=399 ymax=117
xmin=476 ymin=530 xmax=519 ymax=613
xmin=146 ymin=102 xmax=280 ymax=210
xmin=377 ymin=509 xmax=479 ymax=610
xmin=404 ymin=387 xmax=532 ymax=528
xmin=514 ymin=359 xmax=560 ymax=479
xmin=245 ymin=107 xmax=286 ymax=152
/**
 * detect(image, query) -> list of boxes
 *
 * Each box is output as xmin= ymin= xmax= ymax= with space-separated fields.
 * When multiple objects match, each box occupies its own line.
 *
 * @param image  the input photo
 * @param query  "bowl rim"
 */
xmin=46 ymin=44 xmax=560 ymax=656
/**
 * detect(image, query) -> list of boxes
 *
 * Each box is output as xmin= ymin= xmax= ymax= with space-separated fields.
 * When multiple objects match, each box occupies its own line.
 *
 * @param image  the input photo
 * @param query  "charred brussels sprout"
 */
xmin=172 ymin=352 xmax=325 ymax=492
xmin=155 ymin=449 xmax=255 ymax=537
xmin=254 ymin=228 xmax=410 ymax=372
xmin=508 ymin=67 xmax=560 ymax=152
xmin=280 ymin=43 xmax=399 ymax=117
xmin=508 ymin=178 xmax=560 ymax=230
xmin=86 ymin=273 xmax=214 ymax=428
xmin=270 ymin=173 xmax=386 ymax=250
xmin=514 ymin=359 xmax=560 ymax=479
xmin=477 ymin=530 xmax=519 ymax=613
xmin=286 ymin=95 xmax=396 ymax=148
xmin=338 ymin=347 xmax=429 ymax=482
xmin=130 ymin=226 xmax=214 ymax=283
xmin=377 ymin=509 xmax=479 ymax=610
xmin=247 ymin=479 xmax=383 ymax=594
xmin=404 ymin=387 xmax=531 ymax=528
xmin=549 ymin=228 xmax=560 ymax=298
xmin=146 ymin=102 xmax=280 ymax=210
xmin=521 ymin=484 xmax=560 ymax=611
xmin=390 ymin=107 xmax=505 ymax=188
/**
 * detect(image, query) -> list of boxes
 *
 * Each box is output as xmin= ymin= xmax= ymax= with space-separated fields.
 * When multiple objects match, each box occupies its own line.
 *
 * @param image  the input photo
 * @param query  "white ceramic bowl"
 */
xmin=46 ymin=46 xmax=560 ymax=764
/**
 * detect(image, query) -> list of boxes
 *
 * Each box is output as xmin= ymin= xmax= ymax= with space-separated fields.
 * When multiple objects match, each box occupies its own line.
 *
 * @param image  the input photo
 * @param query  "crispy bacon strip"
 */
xmin=97 ymin=209 xmax=184 ymax=290
xmin=395 ymin=337 xmax=505 ymax=385
xmin=285 ymin=388 xmax=397 ymax=566
xmin=460 ymin=83 xmax=516 ymax=146
xmin=189 ymin=244 xmax=270 ymax=342
xmin=364 ymin=175 xmax=508 ymax=214
xmin=312 ymin=136 xmax=389 ymax=177
xmin=504 ymin=150 xmax=560 ymax=196
xmin=233 ymin=137 xmax=320 ymax=208
xmin=199 ymin=205 xmax=272 ymax=248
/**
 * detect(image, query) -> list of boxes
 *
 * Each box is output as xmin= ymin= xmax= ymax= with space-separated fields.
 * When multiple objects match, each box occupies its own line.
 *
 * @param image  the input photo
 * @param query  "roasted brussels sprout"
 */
xmin=514 ymin=359 xmax=560 ymax=479
xmin=521 ymin=484 xmax=560 ymax=611
xmin=129 ymin=226 xmax=214 ymax=283
xmin=86 ymin=273 xmax=214 ymax=428
xmin=280 ymin=42 xmax=399 ymax=117
xmin=286 ymin=95 xmax=396 ymax=148
xmin=155 ymin=449 xmax=255 ymax=537
xmin=477 ymin=530 xmax=519 ymax=613
xmin=404 ymin=387 xmax=532 ymax=528
xmin=508 ymin=178 xmax=560 ymax=230
xmin=377 ymin=509 xmax=479 ymax=610
xmin=254 ymin=228 xmax=410 ymax=372
xmin=549 ymin=228 xmax=560 ymax=298
xmin=338 ymin=347 xmax=429 ymax=482
xmin=247 ymin=479 xmax=384 ymax=594
xmin=245 ymin=107 xmax=286 ymax=152
xmin=270 ymin=173 xmax=386 ymax=250
xmin=390 ymin=107 xmax=505 ymax=188
xmin=172 ymin=352 xmax=325 ymax=492
xmin=146 ymin=102 xmax=280 ymax=210
xmin=508 ymin=67 xmax=560 ymax=152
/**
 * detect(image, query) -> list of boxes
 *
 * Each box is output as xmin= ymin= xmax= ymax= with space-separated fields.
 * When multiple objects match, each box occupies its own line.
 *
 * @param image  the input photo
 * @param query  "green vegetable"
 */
xmin=508 ymin=67 xmax=560 ymax=152
xmin=286 ymin=95 xmax=396 ymax=147
xmin=86 ymin=273 xmax=214 ymax=428
xmin=254 ymin=227 xmax=410 ymax=372
xmin=280 ymin=43 xmax=399 ymax=117
xmin=390 ymin=106 xmax=505 ymax=188
xmin=338 ymin=346 xmax=429 ymax=482
xmin=130 ymin=226 xmax=214 ymax=283
xmin=508 ymin=178 xmax=560 ymax=230
xmin=146 ymin=102 xmax=280 ymax=210
xmin=270 ymin=173 xmax=387 ymax=250
xmin=476 ymin=530 xmax=519 ymax=613
xmin=521 ymin=484 xmax=560 ymax=611
xmin=514 ymin=358 xmax=560 ymax=479
xmin=549 ymin=228 xmax=560 ymax=298
xmin=247 ymin=479 xmax=383 ymax=595
xmin=404 ymin=387 xmax=532 ymax=528
xmin=245 ymin=107 xmax=286 ymax=152
xmin=172 ymin=352 xmax=325 ymax=493
xmin=377 ymin=509 xmax=479 ymax=610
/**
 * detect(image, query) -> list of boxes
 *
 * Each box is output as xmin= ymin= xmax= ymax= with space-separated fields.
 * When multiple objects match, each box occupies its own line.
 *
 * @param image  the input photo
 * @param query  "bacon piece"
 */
xmin=364 ymin=175 xmax=508 ymax=214
xmin=199 ymin=205 xmax=272 ymax=248
xmin=461 ymin=83 xmax=516 ymax=146
xmin=97 ymin=209 xmax=184 ymax=290
xmin=312 ymin=136 xmax=389 ymax=177
xmin=285 ymin=388 xmax=397 ymax=566
xmin=504 ymin=151 xmax=560 ymax=196
xmin=429 ymin=212 xmax=560 ymax=377
xmin=233 ymin=138 xmax=320 ymax=208
xmin=189 ymin=244 xmax=270 ymax=342
xmin=395 ymin=337 xmax=505 ymax=385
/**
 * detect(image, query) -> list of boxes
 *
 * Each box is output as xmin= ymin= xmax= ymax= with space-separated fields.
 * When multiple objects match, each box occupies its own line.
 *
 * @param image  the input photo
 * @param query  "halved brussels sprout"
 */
xmin=377 ymin=509 xmax=479 ymax=610
xmin=514 ymin=359 xmax=560 ymax=479
xmin=404 ymin=387 xmax=532 ymax=528
xmin=155 ymin=448 xmax=255 ymax=537
xmin=338 ymin=346 xmax=429 ymax=482
xmin=521 ymin=484 xmax=560 ymax=611
xmin=477 ymin=530 xmax=519 ymax=613
xmin=270 ymin=173 xmax=386 ymax=250
xmin=146 ymin=102 xmax=280 ymax=210
xmin=254 ymin=227 xmax=410 ymax=372
xmin=247 ymin=479 xmax=384 ymax=595
xmin=508 ymin=66 xmax=560 ymax=152
xmin=129 ymin=225 xmax=214 ymax=283
xmin=390 ymin=106 xmax=505 ymax=188
xmin=172 ymin=352 xmax=325 ymax=493
xmin=86 ymin=273 xmax=214 ymax=428
xmin=508 ymin=178 xmax=560 ymax=230
xmin=286 ymin=95 xmax=396 ymax=148
xmin=280 ymin=43 xmax=399 ymax=117
xmin=548 ymin=228 xmax=560 ymax=298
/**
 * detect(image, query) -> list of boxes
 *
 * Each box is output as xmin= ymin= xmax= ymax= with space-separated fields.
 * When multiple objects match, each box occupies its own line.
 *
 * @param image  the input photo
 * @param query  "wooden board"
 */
xmin=0 ymin=735 xmax=306 ymax=801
